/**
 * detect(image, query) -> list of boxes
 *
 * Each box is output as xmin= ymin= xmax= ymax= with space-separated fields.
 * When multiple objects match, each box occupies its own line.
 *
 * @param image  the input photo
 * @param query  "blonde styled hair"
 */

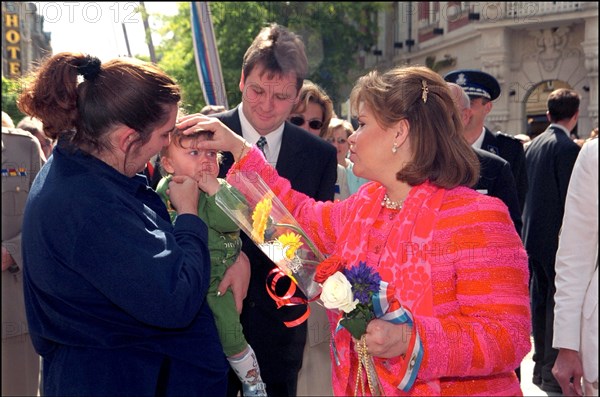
xmin=292 ymin=81 xmax=334 ymax=137
xmin=350 ymin=65 xmax=478 ymax=189
xmin=326 ymin=118 xmax=354 ymax=139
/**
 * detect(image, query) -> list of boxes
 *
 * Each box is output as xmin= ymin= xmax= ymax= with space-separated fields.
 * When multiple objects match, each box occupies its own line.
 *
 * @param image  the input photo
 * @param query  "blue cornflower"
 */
xmin=343 ymin=262 xmax=382 ymax=305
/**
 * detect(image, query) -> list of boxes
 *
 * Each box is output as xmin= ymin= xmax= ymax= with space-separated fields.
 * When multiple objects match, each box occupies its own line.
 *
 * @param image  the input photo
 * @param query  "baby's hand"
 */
xmin=197 ymin=174 xmax=221 ymax=196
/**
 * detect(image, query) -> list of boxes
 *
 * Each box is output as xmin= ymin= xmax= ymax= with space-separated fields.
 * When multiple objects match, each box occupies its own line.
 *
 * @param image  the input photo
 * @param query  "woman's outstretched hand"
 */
xmin=176 ymin=114 xmax=250 ymax=161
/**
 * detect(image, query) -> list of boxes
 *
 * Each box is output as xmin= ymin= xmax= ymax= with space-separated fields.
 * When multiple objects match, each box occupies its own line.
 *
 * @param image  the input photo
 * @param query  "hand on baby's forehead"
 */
xmin=174 ymin=129 xmax=213 ymax=146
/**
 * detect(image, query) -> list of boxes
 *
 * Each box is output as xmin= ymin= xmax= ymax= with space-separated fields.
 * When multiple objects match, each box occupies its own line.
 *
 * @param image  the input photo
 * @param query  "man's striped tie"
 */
xmin=256 ymin=136 xmax=267 ymax=156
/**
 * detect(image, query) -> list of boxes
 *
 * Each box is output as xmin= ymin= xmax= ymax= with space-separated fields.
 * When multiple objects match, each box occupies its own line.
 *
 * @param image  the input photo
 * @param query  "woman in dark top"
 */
xmin=17 ymin=52 xmax=234 ymax=396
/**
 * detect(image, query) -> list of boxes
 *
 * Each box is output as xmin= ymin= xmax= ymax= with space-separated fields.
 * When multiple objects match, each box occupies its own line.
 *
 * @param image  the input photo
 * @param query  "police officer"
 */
xmin=444 ymin=69 xmax=528 ymax=211
xmin=2 ymin=119 xmax=44 ymax=396
xmin=447 ymin=82 xmax=522 ymax=235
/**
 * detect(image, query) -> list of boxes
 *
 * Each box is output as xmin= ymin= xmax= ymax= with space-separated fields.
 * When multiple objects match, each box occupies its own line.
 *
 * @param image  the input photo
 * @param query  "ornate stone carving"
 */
xmin=530 ymin=27 xmax=570 ymax=72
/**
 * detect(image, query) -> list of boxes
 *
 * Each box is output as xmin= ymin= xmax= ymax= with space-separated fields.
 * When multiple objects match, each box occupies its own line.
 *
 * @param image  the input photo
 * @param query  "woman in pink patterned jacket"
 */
xmin=181 ymin=65 xmax=531 ymax=396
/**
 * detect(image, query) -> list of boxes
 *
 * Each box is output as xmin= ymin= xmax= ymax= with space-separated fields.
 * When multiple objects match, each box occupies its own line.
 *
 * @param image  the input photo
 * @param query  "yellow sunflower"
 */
xmin=251 ymin=197 xmax=272 ymax=244
xmin=277 ymin=232 xmax=304 ymax=260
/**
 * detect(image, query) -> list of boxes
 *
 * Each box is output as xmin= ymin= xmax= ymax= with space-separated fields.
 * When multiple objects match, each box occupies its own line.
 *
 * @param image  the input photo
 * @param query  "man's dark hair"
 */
xmin=242 ymin=23 xmax=308 ymax=92
xmin=547 ymin=88 xmax=580 ymax=123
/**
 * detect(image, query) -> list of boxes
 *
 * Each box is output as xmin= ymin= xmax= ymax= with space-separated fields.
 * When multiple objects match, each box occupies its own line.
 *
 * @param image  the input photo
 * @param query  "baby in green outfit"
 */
xmin=156 ymin=128 xmax=266 ymax=397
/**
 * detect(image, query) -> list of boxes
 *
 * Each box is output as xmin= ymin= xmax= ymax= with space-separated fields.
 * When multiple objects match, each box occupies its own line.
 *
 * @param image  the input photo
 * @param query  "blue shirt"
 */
xmin=22 ymin=141 xmax=228 ymax=396
xmin=346 ymin=161 xmax=369 ymax=194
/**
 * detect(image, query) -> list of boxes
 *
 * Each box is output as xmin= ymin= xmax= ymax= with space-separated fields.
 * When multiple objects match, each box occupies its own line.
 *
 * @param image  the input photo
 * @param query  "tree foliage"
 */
xmin=153 ymin=3 xmax=203 ymax=114
xmin=155 ymin=2 xmax=389 ymax=112
xmin=2 ymin=76 xmax=25 ymax=124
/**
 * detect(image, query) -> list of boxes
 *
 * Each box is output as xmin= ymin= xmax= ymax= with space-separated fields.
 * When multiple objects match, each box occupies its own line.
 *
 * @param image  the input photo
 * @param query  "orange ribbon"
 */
xmin=265 ymin=268 xmax=313 ymax=327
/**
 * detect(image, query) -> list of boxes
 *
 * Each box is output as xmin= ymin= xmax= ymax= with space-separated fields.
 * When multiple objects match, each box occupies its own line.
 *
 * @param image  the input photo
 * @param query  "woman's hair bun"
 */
xmin=77 ymin=55 xmax=102 ymax=81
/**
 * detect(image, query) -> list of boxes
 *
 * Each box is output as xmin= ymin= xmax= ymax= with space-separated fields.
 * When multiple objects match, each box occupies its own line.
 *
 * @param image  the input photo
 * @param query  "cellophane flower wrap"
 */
xmin=215 ymin=170 xmax=324 ymax=300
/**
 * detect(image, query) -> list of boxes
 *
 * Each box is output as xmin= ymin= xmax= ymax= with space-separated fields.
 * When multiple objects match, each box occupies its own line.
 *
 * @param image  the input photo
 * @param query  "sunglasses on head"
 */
xmin=326 ymin=137 xmax=347 ymax=144
xmin=289 ymin=116 xmax=323 ymax=130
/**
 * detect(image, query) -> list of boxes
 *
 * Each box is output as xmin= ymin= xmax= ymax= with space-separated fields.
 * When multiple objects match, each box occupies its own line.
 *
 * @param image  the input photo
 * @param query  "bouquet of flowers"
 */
xmin=215 ymin=170 xmax=324 ymax=302
xmin=314 ymin=257 xmax=423 ymax=395
xmin=315 ymin=258 xmax=380 ymax=339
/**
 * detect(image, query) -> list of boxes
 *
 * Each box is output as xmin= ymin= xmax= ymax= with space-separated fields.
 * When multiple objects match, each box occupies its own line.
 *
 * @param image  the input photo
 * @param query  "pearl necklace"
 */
xmin=381 ymin=194 xmax=405 ymax=210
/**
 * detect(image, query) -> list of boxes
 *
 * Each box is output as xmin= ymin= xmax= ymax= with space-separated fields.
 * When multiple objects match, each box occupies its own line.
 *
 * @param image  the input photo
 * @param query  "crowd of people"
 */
xmin=2 ymin=21 xmax=597 ymax=397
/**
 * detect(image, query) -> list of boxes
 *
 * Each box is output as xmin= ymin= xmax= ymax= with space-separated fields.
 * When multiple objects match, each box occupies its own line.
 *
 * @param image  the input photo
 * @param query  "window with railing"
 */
xmin=418 ymin=2 xmax=440 ymax=28
xmin=506 ymin=2 xmax=582 ymax=19
xmin=446 ymin=1 xmax=469 ymax=19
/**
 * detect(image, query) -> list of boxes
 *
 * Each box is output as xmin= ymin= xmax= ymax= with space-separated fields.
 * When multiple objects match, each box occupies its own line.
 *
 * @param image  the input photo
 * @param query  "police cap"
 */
xmin=444 ymin=69 xmax=501 ymax=101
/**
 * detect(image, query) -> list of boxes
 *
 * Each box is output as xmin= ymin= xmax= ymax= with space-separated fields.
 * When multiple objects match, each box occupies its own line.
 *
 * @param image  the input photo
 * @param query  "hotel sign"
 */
xmin=3 ymin=2 xmax=22 ymax=77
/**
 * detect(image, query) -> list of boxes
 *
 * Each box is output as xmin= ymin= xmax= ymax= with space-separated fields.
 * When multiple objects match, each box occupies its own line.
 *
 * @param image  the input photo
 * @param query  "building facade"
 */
xmin=361 ymin=2 xmax=598 ymax=137
xmin=2 ymin=1 xmax=51 ymax=79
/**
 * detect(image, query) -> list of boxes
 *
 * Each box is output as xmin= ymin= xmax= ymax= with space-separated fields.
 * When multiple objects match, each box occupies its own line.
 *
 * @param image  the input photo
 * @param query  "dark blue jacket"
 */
xmin=22 ymin=141 xmax=228 ymax=396
xmin=474 ymin=148 xmax=523 ymax=235
xmin=481 ymin=127 xmax=528 ymax=211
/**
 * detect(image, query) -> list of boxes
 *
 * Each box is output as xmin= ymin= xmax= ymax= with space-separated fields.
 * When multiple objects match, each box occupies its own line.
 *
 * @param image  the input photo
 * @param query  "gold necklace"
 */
xmin=381 ymin=193 xmax=405 ymax=210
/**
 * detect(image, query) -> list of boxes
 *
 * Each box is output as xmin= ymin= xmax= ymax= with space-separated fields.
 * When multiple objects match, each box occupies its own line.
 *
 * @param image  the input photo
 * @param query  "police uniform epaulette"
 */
xmin=2 ymin=127 xmax=36 ymax=139
xmin=495 ymin=131 xmax=521 ymax=142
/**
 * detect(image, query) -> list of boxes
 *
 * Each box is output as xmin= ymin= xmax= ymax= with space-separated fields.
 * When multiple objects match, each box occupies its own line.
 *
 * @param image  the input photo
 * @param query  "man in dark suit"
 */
xmin=214 ymin=24 xmax=337 ymax=397
xmin=444 ymin=69 xmax=528 ymax=212
xmin=473 ymin=149 xmax=522 ymax=234
xmin=447 ymin=83 xmax=522 ymax=235
xmin=522 ymin=88 xmax=581 ymax=393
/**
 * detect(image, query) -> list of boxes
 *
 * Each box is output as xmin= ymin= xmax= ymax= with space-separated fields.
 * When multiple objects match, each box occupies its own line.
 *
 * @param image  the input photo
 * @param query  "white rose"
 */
xmin=320 ymin=271 xmax=358 ymax=313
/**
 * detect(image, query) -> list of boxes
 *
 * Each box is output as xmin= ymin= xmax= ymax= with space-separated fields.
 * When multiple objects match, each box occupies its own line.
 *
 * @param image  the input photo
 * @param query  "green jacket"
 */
xmin=156 ymin=176 xmax=242 ymax=268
